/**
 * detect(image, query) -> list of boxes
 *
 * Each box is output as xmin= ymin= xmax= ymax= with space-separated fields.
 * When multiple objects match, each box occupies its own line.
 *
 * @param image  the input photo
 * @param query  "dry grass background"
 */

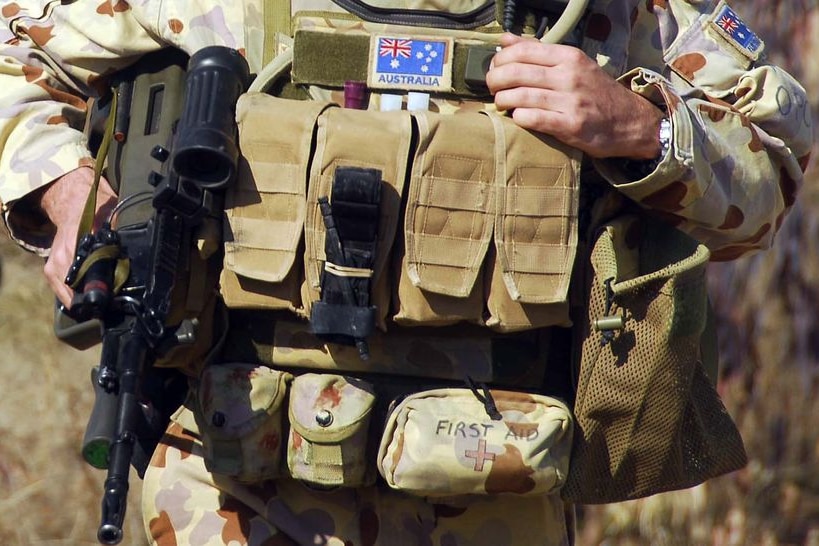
xmin=0 ymin=237 xmax=146 ymax=545
xmin=1 ymin=2 xmax=818 ymax=545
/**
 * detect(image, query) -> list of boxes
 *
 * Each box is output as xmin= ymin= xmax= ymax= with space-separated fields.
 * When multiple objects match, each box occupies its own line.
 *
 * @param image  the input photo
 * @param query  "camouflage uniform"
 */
xmin=0 ymin=1 xmax=813 ymax=545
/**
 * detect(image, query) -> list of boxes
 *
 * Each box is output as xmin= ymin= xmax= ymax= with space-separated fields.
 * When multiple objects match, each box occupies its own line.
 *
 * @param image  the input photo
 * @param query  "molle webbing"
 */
xmin=221 ymin=308 xmax=558 ymax=389
xmin=222 ymin=93 xmax=581 ymax=340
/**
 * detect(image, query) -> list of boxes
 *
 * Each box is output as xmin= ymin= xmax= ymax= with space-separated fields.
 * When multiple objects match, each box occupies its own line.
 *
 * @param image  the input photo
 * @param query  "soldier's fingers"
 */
xmin=54 ymin=282 xmax=73 ymax=309
xmin=508 ymin=107 xmax=591 ymax=153
xmin=44 ymin=254 xmax=74 ymax=308
xmin=491 ymin=39 xmax=579 ymax=70
xmin=493 ymin=86 xmax=559 ymax=114
xmin=499 ymin=32 xmax=526 ymax=48
xmin=486 ymin=61 xmax=558 ymax=95
xmin=509 ymin=106 xmax=558 ymax=131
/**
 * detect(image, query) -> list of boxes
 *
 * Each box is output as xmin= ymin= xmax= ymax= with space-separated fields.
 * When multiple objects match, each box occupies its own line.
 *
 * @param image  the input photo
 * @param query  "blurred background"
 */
xmin=1 ymin=1 xmax=817 ymax=544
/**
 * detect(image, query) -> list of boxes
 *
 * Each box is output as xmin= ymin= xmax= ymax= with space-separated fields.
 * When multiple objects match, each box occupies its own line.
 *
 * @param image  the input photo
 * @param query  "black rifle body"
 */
xmin=61 ymin=46 xmax=250 ymax=545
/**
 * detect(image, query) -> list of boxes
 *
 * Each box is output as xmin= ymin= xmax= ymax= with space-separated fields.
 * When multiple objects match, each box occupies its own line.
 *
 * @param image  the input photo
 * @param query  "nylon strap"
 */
xmin=77 ymin=89 xmax=118 ymax=244
xmin=263 ymin=0 xmax=292 ymax=66
xmin=325 ymin=262 xmax=374 ymax=279
xmin=72 ymin=89 xmax=131 ymax=295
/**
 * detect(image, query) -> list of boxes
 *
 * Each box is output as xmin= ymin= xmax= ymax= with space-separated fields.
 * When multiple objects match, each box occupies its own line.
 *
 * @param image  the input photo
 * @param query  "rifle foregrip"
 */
xmin=82 ymin=366 xmax=118 ymax=469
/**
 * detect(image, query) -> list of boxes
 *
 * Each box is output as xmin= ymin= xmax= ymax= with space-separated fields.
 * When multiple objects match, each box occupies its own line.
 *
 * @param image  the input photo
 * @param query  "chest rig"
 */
xmin=218 ymin=0 xmax=591 ymax=390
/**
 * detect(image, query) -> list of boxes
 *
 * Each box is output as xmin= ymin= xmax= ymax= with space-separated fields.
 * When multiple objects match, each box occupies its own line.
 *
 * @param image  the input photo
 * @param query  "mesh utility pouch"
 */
xmin=195 ymin=363 xmax=292 ymax=483
xmin=287 ymin=373 xmax=377 ymax=487
xmin=561 ymin=215 xmax=748 ymax=504
xmin=377 ymin=388 xmax=573 ymax=497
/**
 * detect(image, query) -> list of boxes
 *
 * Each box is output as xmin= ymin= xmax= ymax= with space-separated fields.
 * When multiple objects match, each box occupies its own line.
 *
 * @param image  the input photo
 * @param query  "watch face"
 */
xmin=659 ymin=117 xmax=672 ymax=151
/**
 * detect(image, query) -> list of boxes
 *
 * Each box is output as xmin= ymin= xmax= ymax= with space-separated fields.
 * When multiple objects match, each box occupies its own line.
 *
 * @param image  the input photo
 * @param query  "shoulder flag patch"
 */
xmin=710 ymin=3 xmax=764 ymax=60
xmin=368 ymin=35 xmax=453 ymax=93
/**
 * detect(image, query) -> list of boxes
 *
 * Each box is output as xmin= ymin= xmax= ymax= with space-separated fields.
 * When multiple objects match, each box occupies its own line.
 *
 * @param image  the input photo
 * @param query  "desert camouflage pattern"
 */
xmin=0 ymin=1 xmax=813 ymax=545
xmin=176 ymin=363 xmax=573 ymax=544
xmin=194 ymin=363 xmax=292 ymax=483
xmin=286 ymin=373 xmax=376 ymax=488
xmin=144 ymin=418 xmax=572 ymax=546
xmin=377 ymin=389 xmax=573 ymax=498
xmin=0 ymin=0 xmax=813 ymax=258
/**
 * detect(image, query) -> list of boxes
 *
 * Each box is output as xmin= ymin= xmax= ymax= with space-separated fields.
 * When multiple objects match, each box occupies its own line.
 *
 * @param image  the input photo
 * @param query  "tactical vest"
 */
xmin=192 ymin=0 xmax=747 ymax=504
xmin=218 ymin=0 xmax=590 ymax=391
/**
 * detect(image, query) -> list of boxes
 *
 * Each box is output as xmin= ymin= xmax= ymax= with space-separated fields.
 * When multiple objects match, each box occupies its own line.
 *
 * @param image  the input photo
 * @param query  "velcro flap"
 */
xmin=198 ymin=363 xmax=291 ymax=441
xmin=487 ymin=113 xmax=581 ymax=304
xmin=288 ymin=373 xmax=376 ymax=443
xmin=405 ymin=111 xmax=495 ymax=297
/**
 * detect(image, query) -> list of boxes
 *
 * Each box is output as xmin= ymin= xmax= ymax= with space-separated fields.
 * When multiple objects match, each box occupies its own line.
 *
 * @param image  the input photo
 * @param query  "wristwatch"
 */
xmin=620 ymin=116 xmax=672 ymax=180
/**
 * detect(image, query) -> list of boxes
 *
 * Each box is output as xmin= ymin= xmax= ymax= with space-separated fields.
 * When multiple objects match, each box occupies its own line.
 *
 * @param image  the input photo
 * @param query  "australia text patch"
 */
xmin=368 ymin=35 xmax=453 ymax=92
xmin=709 ymin=3 xmax=764 ymax=60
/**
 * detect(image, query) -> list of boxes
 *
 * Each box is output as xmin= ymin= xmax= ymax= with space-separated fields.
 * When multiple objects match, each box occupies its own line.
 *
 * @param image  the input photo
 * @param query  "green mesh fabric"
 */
xmin=561 ymin=216 xmax=748 ymax=504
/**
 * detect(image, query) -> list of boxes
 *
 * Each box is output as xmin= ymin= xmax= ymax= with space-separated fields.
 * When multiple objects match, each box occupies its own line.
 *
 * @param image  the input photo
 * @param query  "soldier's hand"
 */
xmin=39 ymin=167 xmax=117 ymax=308
xmin=486 ymin=33 xmax=665 ymax=160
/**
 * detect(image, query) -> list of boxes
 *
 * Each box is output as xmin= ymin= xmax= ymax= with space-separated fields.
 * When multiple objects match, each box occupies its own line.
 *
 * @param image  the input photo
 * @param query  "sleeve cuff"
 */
xmin=2 ymin=149 xmax=95 ymax=256
xmin=593 ymin=68 xmax=693 ymax=195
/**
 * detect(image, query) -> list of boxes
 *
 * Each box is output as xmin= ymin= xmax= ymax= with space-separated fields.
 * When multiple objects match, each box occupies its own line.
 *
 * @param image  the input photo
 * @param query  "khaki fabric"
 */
xmin=378 ymin=388 xmax=573 ymax=497
xmin=287 ymin=373 xmax=377 ymax=487
xmin=192 ymin=363 xmax=292 ymax=483
xmin=485 ymin=112 xmax=581 ymax=331
xmin=393 ymin=110 xmax=496 ymax=327
xmin=223 ymin=93 xmax=580 ymax=337
xmin=259 ymin=319 xmax=551 ymax=387
xmin=561 ymin=215 xmax=748 ymax=503
xmin=222 ymin=93 xmax=336 ymax=315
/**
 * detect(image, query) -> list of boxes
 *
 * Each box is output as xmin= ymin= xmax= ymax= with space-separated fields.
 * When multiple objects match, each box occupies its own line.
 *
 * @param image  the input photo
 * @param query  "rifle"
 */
xmin=56 ymin=46 xmax=250 ymax=545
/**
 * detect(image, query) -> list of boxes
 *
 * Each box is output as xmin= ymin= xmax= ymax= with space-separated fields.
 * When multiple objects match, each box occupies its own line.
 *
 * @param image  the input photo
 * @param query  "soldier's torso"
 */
xmin=220 ymin=0 xmax=635 ymax=392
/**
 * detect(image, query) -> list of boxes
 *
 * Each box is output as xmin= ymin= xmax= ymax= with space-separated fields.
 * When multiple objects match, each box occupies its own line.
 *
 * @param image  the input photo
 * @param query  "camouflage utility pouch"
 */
xmin=562 ymin=215 xmax=748 ymax=504
xmin=377 ymin=388 xmax=572 ymax=497
xmin=195 ymin=363 xmax=292 ymax=483
xmin=287 ymin=373 xmax=377 ymax=488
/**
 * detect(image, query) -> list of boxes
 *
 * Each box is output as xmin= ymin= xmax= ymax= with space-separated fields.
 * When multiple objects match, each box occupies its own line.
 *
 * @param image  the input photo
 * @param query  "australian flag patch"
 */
xmin=368 ymin=35 xmax=453 ymax=92
xmin=710 ymin=3 xmax=764 ymax=59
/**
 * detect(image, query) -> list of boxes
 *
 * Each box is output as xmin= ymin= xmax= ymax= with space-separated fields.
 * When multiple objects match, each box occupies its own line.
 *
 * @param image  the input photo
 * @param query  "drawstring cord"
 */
xmin=465 ymin=376 xmax=502 ymax=421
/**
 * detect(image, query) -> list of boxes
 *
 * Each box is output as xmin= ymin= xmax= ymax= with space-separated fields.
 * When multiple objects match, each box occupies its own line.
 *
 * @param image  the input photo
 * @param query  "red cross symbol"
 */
xmin=464 ymin=439 xmax=496 ymax=472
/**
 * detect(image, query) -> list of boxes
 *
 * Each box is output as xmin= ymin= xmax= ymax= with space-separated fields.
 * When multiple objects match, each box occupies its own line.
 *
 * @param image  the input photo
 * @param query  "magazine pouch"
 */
xmin=393 ymin=111 xmax=495 ymax=326
xmin=222 ymin=93 xmax=335 ymax=313
xmin=483 ymin=113 xmax=580 ymax=332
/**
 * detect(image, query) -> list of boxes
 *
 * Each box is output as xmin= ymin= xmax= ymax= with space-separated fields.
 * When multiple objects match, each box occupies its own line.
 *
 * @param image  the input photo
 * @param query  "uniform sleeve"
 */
xmin=0 ymin=0 xmax=170 ymax=254
xmin=596 ymin=0 xmax=813 ymax=260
